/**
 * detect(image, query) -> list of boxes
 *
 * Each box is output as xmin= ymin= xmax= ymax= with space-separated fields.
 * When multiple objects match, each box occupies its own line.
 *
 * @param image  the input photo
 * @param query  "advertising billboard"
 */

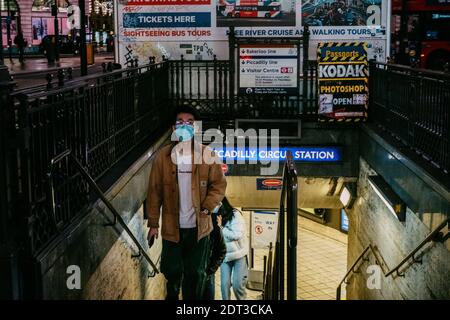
xmin=217 ymin=0 xmax=297 ymax=27
xmin=317 ymin=42 xmax=369 ymax=122
xmin=115 ymin=0 xmax=389 ymax=64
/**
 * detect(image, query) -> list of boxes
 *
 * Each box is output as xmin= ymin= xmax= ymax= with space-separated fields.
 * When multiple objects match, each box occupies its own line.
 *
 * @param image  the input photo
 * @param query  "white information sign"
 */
xmin=239 ymin=45 xmax=298 ymax=94
xmin=251 ymin=211 xmax=279 ymax=249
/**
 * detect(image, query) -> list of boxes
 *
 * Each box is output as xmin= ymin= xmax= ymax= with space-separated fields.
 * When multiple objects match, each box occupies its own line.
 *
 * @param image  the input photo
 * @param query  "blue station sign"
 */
xmin=213 ymin=146 xmax=342 ymax=163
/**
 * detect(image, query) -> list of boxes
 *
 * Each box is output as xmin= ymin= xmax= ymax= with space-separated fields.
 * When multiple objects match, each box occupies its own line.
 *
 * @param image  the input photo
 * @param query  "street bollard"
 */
xmin=46 ymin=73 xmax=53 ymax=90
xmin=67 ymin=68 xmax=73 ymax=80
xmin=57 ymin=69 xmax=65 ymax=87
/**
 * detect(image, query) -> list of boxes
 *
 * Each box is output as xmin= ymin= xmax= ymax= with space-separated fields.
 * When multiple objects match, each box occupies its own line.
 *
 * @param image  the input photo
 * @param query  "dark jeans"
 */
xmin=160 ymin=228 xmax=210 ymax=300
xmin=202 ymin=273 xmax=216 ymax=300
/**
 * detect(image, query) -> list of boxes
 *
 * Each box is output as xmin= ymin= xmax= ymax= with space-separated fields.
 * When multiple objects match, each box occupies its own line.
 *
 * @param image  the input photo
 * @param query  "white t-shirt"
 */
xmin=176 ymin=147 xmax=196 ymax=228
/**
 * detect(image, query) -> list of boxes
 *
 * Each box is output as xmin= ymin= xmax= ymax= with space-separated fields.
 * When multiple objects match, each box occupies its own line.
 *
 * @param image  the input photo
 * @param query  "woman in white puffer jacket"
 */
xmin=219 ymin=197 xmax=248 ymax=300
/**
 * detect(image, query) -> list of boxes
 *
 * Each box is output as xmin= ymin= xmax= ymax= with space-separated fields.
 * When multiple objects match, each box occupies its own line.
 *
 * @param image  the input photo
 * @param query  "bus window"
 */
xmin=424 ymin=12 xmax=450 ymax=41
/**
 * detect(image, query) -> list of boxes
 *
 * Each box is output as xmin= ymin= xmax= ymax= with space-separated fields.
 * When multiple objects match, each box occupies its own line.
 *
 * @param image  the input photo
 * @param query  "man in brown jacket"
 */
xmin=146 ymin=105 xmax=227 ymax=300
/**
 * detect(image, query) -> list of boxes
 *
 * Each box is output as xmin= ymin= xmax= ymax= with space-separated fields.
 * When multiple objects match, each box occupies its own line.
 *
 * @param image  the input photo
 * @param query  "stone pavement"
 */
xmin=4 ymin=53 xmax=114 ymax=75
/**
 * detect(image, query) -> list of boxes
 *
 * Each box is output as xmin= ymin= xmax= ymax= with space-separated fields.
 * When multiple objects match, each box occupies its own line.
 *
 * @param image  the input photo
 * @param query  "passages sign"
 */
xmin=317 ymin=42 xmax=369 ymax=122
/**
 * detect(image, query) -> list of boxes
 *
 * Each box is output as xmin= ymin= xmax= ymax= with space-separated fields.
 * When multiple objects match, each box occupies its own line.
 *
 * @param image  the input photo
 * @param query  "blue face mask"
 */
xmin=175 ymin=124 xmax=195 ymax=141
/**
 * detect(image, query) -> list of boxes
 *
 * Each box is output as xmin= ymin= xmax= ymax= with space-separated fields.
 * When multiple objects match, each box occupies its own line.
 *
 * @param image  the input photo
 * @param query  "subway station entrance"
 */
xmin=1 ymin=26 xmax=449 ymax=300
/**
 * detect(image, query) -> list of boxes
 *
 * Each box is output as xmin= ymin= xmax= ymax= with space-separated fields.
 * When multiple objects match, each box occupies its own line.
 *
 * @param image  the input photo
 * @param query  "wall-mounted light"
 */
xmin=368 ymin=175 xmax=406 ymax=222
xmin=339 ymin=182 xmax=357 ymax=209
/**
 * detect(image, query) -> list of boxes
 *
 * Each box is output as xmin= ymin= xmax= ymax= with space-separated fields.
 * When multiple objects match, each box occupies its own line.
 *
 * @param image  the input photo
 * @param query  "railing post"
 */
xmin=368 ymin=60 xmax=375 ymax=122
xmin=409 ymin=69 xmax=419 ymax=149
xmin=0 ymin=65 xmax=21 ymax=299
xmin=278 ymin=197 xmax=285 ymax=300
xmin=106 ymin=69 xmax=116 ymax=173
xmin=228 ymin=26 xmax=235 ymax=115
xmin=336 ymin=285 xmax=341 ymax=300
xmin=443 ymin=79 xmax=450 ymax=172
xmin=385 ymin=62 xmax=391 ymax=126
xmin=133 ymin=59 xmax=140 ymax=144
xmin=180 ymin=55 xmax=185 ymax=100
xmin=286 ymin=152 xmax=298 ymax=300
xmin=213 ymin=55 xmax=218 ymax=112
xmin=302 ymin=25 xmax=310 ymax=113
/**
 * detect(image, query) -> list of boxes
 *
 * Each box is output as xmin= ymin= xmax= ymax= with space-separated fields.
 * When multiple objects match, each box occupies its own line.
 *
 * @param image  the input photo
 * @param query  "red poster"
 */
xmin=127 ymin=0 xmax=211 ymax=5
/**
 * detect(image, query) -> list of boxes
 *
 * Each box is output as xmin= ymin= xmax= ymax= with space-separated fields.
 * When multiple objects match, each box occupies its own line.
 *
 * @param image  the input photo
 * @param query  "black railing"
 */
xmin=370 ymin=61 xmax=450 ymax=174
xmin=169 ymin=57 xmax=232 ymax=117
xmin=48 ymin=150 xmax=159 ymax=276
xmin=4 ymin=61 xmax=171 ymax=256
xmin=263 ymin=151 xmax=298 ymax=300
xmin=168 ymin=57 xmax=318 ymax=119
xmin=336 ymin=216 xmax=450 ymax=300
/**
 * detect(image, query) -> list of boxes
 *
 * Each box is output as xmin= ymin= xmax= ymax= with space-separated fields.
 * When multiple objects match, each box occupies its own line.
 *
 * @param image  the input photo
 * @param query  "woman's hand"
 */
xmin=217 ymin=215 xmax=222 ymax=228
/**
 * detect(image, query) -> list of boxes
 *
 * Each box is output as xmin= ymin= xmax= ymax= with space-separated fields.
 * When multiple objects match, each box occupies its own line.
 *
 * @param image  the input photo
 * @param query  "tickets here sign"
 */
xmin=251 ymin=211 xmax=278 ymax=249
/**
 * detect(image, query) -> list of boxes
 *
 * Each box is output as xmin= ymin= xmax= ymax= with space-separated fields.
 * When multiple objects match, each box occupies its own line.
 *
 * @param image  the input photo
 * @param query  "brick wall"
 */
xmin=345 ymin=158 xmax=450 ymax=300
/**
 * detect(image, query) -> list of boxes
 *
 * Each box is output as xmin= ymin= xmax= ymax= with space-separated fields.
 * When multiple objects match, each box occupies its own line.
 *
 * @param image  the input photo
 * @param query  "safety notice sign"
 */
xmin=239 ymin=44 xmax=298 ymax=95
xmin=251 ymin=211 xmax=278 ymax=249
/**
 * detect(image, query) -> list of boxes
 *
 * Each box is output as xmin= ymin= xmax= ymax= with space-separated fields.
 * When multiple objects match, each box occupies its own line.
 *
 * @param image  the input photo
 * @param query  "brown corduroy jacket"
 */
xmin=145 ymin=142 xmax=227 ymax=243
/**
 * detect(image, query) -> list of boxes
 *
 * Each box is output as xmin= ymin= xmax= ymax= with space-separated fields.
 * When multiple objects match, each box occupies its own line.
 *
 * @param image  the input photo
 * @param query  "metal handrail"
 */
xmin=12 ymin=61 xmax=168 ymax=98
xmin=371 ymin=60 xmax=450 ymax=78
xmin=264 ymin=150 xmax=298 ymax=300
xmin=336 ymin=217 xmax=450 ymax=300
xmin=48 ymin=149 xmax=159 ymax=276
xmin=284 ymin=151 xmax=298 ymax=301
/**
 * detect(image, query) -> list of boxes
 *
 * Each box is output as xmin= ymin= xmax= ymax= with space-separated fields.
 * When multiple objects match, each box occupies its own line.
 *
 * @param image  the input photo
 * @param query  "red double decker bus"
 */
xmin=392 ymin=0 xmax=450 ymax=70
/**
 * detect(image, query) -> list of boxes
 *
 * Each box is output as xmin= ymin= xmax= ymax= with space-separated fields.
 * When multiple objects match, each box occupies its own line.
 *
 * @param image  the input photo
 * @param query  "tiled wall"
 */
xmin=346 ymin=158 xmax=450 ymax=299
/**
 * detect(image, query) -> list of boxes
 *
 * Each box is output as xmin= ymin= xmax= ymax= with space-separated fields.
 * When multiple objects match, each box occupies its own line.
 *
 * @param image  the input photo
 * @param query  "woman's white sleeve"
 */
xmin=222 ymin=213 xmax=246 ymax=242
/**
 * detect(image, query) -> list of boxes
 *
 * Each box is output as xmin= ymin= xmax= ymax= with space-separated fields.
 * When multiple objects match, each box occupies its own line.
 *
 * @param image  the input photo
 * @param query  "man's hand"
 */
xmin=148 ymin=227 xmax=159 ymax=241
xmin=201 ymin=208 xmax=210 ymax=216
